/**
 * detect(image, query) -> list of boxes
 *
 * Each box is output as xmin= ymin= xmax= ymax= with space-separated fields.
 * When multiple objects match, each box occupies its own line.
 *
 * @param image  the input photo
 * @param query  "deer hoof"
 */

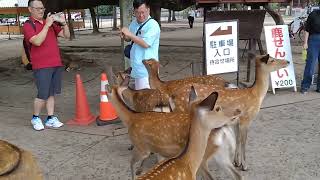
xmin=240 ymin=164 xmax=248 ymax=171
xmin=128 ymin=145 xmax=134 ymax=151
xmin=135 ymin=168 xmax=143 ymax=175
xmin=233 ymin=160 xmax=241 ymax=167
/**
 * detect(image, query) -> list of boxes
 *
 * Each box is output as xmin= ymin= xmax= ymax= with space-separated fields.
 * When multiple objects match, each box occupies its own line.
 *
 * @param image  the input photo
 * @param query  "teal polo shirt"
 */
xmin=129 ymin=16 xmax=160 ymax=78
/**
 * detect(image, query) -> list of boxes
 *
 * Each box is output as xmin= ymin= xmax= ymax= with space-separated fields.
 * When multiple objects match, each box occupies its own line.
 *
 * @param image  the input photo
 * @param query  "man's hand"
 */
xmin=303 ymin=42 xmax=308 ymax=50
xmin=56 ymin=13 xmax=66 ymax=24
xmin=45 ymin=13 xmax=54 ymax=27
xmin=120 ymin=27 xmax=133 ymax=40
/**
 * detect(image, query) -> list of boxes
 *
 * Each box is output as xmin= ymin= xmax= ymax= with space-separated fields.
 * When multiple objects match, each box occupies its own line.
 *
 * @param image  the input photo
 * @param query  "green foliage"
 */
xmin=0 ymin=14 xmax=16 ymax=18
xmin=96 ymin=5 xmax=113 ymax=16
xmin=269 ymin=3 xmax=279 ymax=10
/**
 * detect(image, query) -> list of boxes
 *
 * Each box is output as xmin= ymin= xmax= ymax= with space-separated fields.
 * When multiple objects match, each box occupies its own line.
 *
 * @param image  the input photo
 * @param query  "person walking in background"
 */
xmin=187 ymin=8 xmax=195 ymax=28
xmin=23 ymin=0 xmax=70 ymax=130
xmin=120 ymin=0 xmax=160 ymax=90
xmin=301 ymin=8 xmax=320 ymax=94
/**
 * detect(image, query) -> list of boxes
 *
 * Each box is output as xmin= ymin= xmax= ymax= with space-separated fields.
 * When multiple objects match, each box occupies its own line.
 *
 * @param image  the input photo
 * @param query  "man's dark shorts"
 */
xmin=33 ymin=67 xmax=63 ymax=100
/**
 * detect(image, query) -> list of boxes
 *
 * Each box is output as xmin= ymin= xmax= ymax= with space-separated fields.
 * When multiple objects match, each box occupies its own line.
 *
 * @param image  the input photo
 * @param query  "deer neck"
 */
xmin=181 ymin=115 xmax=212 ymax=177
xmin=109 ymin=90 xmax=133 ymax=127
xmin=251 ymin=64 xmax=270 ymax=98
xmin=149 ymin=70 xmax=164 ymax=89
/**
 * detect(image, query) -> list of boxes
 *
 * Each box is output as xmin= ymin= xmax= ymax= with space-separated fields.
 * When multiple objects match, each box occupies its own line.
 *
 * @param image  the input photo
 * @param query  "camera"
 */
xmin=50 ymin=12 xmax=63 ymax=22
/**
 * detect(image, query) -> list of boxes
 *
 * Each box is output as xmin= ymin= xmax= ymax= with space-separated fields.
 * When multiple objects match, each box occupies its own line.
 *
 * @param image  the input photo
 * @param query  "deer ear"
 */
xmin=188 ymin=86 xmax=197 ymax=103
xmin=260 ymin=54 xmax=270 ymax=64
xmin=199 ymin=92 xmax=219 ymax=111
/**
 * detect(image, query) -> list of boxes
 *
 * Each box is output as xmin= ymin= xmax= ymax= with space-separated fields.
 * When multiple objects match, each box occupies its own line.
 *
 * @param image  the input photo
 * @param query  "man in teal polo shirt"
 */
xmin=120 ymin=0 xmax=160 ymax=90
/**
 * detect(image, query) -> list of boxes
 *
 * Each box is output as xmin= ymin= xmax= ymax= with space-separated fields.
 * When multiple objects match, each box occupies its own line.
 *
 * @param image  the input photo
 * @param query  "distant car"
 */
xmin=71 ymin=13 xmax=81 ymax=20
xmin=19 ymin=16 xmax=29 ymax=25
xmin=7 ymin=18 xmax=16 ymax=25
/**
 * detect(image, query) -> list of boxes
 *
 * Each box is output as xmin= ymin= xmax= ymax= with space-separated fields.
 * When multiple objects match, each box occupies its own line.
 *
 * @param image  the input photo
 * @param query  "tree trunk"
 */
xmin=112 ymin=6 xmax=117 ymax=30
xmin=120 ymin=0 xmax=134 ymax=69
xmin=89 ymin=7 xmax=100 ymax=34
xmin=67 ymin=9 xmax=75 ymax=40
xmin=150 ymin=2 xmax=161 ymax=26
xmin=264 ymin=3 xmax=284 ymax=25
xmin=168 ymin=9 xmax=172 ymax=23
xmin=172 ymin=10 xmax=176 ymax=21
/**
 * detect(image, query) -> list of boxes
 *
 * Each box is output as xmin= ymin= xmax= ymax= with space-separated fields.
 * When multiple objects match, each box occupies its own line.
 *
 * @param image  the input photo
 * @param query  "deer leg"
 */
xmin=130 ymin=149 xmax=150 ymax=180
xmin=198 ymin=163 xmax=215 ymax=180
xmin=135 ymin=158 xmax=147 ymax=176
xmin=213 ymin=126 xmax=243 ymax=180
xmin=197 ymin=132 xmax=220 ymax=180
xmin=239 ymin=124 xmax=249 ymax=171
xmin=233 ymin=121 xmax=241 ymax=167
xmin=227 ymin=163 xmax=243 ymax=180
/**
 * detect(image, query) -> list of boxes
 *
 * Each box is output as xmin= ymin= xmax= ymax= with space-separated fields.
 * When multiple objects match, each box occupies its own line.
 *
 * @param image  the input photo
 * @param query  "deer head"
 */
xmin=256 ymin=54 xmax=290 ymax=73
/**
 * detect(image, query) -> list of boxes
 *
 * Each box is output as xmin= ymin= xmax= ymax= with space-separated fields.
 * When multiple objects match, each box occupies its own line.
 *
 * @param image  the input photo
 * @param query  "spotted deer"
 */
xmin=0 ymin=140 xmax=43 ymax=180
xmin=114 ymin=70 xmax=171 ymax=112
xmin=145 ymin=54 xmax=290 ymax=171
xmin=136 ymin=90 xmax=242 ymax=180
xmin=114 ymin=59 xmax=226 ymax=113
xmin=106 ymin=84 xmax=241 ymax=180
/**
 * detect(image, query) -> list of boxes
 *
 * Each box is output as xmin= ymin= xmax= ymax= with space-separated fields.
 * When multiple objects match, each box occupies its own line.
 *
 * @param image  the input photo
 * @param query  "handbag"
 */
xmin=124 ymin=18 xmax=152 ymax=58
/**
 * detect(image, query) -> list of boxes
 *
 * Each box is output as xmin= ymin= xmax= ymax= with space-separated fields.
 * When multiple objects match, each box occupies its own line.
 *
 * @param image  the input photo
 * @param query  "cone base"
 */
xmin=96 ymin=117 xmax=121 ymax=126
xmin=67 ymin=114 xmax=97 ymax=126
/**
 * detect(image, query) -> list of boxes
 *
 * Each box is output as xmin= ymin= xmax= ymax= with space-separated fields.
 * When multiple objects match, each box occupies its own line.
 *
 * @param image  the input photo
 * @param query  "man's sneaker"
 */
xmin=45 ymin=116 xmax=64 ymax=128
xmin=31 ymin=117 xmax=44 ymax=131
xmin=316 ymin=89 xmax=320 ymax=93
xmin=300 ymin=89 xmax=308 ymax=95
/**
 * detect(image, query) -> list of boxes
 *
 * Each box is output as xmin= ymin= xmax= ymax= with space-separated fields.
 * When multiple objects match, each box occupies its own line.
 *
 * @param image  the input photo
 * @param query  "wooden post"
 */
xmin=246 ymin=39 xmax=257 ymax=82
xmin=112 ymin=6 xmax=117 ymax=30
xmin=120 ymin=0 xmax=133 ymax=69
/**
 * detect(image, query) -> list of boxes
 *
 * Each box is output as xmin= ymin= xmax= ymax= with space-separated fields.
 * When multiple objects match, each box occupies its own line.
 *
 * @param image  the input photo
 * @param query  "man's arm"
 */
xmin=58 ymin=23 xmax=70 ymax=39
xmin=303 ymin=31 xmax=309 ymax=49
xmin=121 ymin=27 xmax=149 ymax=48
xmin=29 ymin=16 xmax=54 ymax=46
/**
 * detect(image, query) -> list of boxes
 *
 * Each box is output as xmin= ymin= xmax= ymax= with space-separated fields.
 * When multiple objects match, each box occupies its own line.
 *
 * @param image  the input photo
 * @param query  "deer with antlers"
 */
xmin=106 ymin=83 xmax=242 ymax=180
xmin=0 ymin=140 xmax=43 ymax=180
xmin=136 ymin=90 xmax=242 ymax=180
xmin=143 ymin=55 xmax=290 ymax=171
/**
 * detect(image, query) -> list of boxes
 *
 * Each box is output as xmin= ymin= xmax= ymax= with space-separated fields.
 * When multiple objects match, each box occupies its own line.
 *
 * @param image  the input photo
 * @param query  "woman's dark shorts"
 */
xmin=33 ymin=67 xmax=63 ymax=100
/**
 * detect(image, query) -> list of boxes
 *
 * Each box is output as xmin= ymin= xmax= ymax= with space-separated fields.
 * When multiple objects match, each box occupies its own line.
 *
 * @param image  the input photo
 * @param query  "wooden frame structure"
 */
xmin=0 ymin=7 xmax=29 ymax=34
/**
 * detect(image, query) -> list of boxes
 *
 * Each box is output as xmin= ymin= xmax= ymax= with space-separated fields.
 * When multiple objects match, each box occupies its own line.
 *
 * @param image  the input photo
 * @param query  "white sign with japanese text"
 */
xmin=204 ymin=21 xmax=238 ymax=75
xmin=264 ymin=25 xmax=297 ymax=94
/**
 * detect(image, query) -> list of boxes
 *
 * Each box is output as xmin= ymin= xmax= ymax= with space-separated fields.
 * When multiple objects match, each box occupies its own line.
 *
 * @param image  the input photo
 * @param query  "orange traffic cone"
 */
xmin=96 ymin=73 xmax=119 ymax=126
xmin=67 ymin=74 xmax=97 ymax=125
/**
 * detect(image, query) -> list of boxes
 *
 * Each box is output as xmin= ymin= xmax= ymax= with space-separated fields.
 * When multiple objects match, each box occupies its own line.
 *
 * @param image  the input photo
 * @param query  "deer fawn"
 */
xmin=155 ymin=54 xmax=290 ymax=171
xmin=0 ymin=140 xmax=43 ymax=180
xmin=106 ymin=84 xmax=241 ymax=180
xmin=136 ymin=90 xmax=242 ymax=180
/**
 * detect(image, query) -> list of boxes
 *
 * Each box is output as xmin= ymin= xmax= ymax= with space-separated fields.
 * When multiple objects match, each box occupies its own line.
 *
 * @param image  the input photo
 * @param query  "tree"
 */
xmin=89 ymin=7 xmax=100 ymax=34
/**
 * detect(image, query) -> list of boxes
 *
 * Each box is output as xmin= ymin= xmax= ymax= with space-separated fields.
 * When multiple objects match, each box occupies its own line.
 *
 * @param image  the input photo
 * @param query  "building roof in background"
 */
xmin=0 ymin=0 xmax=28 ymax=8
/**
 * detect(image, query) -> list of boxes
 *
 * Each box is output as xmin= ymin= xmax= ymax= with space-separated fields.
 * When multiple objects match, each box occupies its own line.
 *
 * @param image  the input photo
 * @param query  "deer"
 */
xmin=144 ymin=54 xmax=290 ymax=171
xmin=113 ymin=69 xmax=171 ymax=112
xmin=106 ymin=84 xmax=242 ymax=180
xmin=136 ymin=90 xmax=242 ymax=180
xmin=0 ymin=140 xmax=43 ymax=180
xmin=113 ymin=60 xmax=227 ymax=114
